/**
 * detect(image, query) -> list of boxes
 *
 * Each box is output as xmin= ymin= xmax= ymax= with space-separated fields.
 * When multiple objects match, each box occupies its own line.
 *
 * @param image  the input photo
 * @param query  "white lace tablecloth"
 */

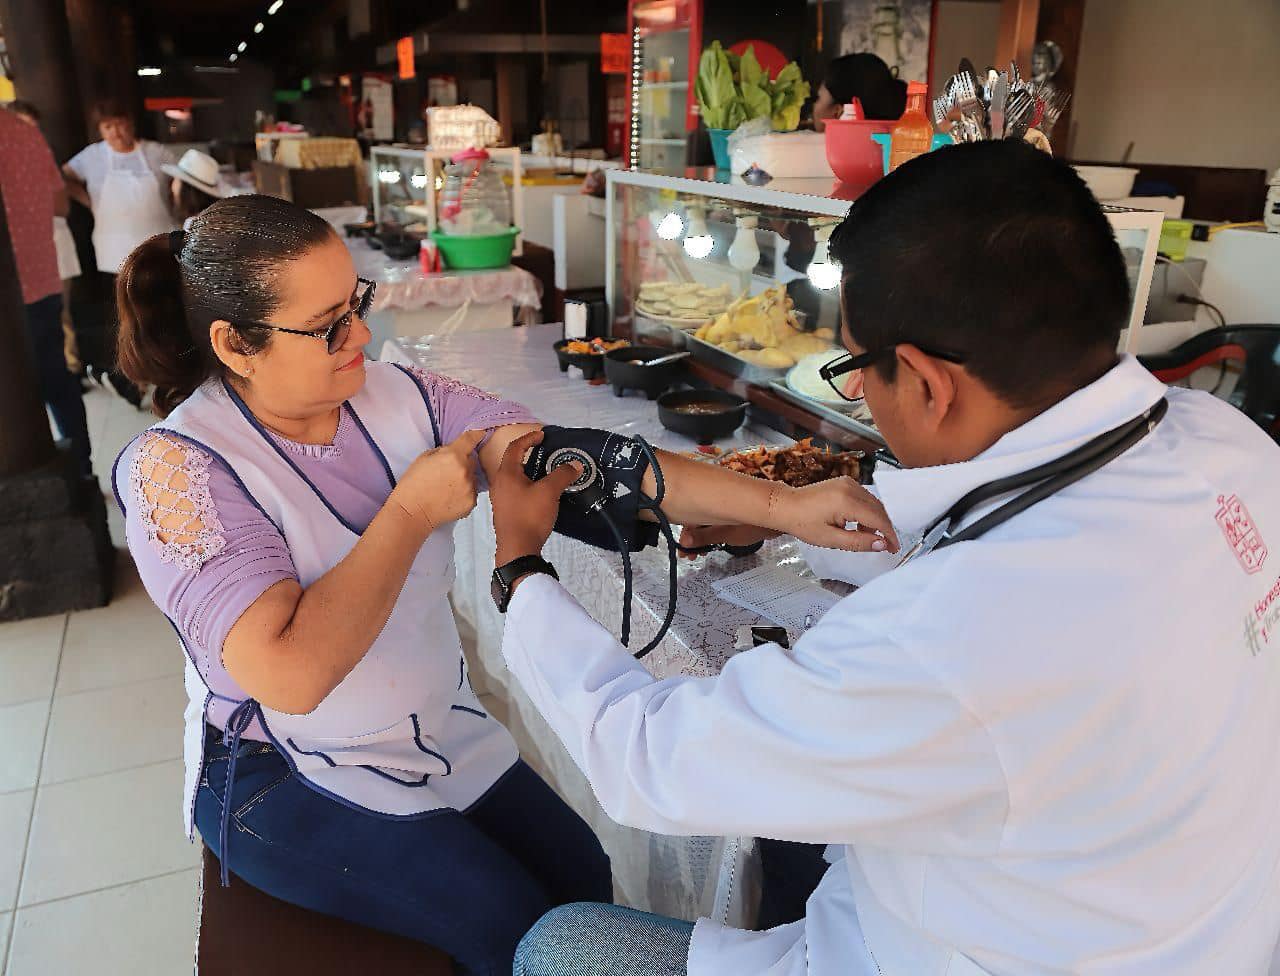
xmin=347 ymin=238 xmax=541 ymax=314
xmin=384 ymin=327 xmax=826 ymax=929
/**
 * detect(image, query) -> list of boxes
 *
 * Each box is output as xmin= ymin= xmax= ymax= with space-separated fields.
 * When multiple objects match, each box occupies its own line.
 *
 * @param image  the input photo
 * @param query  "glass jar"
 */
xmin=438 ymin=148 xmax=512 ymax=236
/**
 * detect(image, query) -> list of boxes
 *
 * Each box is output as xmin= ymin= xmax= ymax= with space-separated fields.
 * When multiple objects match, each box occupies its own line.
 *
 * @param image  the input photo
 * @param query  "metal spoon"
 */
xmin=643 ymin=351 xmax=692 ymax=367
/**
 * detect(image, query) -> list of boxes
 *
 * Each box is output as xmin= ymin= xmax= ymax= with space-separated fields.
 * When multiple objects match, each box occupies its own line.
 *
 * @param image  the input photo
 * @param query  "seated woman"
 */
xmin=111 ymin=195 xmax=894 ymax=975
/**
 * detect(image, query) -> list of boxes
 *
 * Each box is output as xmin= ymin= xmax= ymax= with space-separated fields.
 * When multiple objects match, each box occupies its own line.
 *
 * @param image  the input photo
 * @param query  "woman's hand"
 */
xmin=491 ymin=429 xmax=583 ymax=566
xmin=768 ymin=478 xmax=900 ymax=554
xmin=390 ymin=428 xmax=486 ymax=535
xmin=677 ymin=524 xmax=780 ymax=559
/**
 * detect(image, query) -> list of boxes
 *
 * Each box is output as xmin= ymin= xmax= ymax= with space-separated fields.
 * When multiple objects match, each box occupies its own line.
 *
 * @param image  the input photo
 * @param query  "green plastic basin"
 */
xmin=430 ymin=227 xmax=519 ymax=270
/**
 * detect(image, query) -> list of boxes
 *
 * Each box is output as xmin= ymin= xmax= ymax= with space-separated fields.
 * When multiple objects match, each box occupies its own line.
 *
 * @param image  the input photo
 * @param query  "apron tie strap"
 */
xmin=218 ymin=698 xmax=262 ymax=888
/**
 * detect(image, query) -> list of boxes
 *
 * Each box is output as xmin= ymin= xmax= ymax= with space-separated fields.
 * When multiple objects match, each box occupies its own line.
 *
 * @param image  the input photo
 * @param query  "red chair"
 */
xmin=1139 ymin=326 xmax=1280 ymax=438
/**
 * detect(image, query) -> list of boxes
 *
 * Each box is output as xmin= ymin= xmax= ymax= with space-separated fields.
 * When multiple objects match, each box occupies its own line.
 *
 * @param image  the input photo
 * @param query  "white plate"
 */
xmin=786 ymin=351 xmax=864 ymax=410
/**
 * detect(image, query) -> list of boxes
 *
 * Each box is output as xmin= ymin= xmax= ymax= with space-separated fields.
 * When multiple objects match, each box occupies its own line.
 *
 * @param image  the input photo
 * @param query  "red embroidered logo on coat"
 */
xmin=1217 ymin=494 xmax=1268 ymax=574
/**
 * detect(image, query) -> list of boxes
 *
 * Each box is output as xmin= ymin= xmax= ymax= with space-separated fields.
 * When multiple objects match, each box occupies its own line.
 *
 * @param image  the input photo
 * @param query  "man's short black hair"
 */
xmin=828 ymin=140 xmax=1131 ymax=409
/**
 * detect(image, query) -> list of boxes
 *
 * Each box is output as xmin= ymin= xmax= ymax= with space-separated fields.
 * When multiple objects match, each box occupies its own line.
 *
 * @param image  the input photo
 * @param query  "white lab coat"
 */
xmin=502 ymin=356 xmax=1280 ymax=975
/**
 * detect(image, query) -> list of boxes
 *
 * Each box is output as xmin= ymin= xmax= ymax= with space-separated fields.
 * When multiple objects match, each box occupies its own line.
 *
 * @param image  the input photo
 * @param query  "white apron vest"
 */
xmin=91 ymin=145 xmax=176 ymax=274
xmin=153 ymin=362 xmax=517 ymax=835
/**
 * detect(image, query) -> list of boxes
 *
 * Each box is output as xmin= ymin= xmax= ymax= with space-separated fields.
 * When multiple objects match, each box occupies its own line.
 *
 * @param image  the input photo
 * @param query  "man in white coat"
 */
xmin=489 ymin=141 xmax=1280 ymax=975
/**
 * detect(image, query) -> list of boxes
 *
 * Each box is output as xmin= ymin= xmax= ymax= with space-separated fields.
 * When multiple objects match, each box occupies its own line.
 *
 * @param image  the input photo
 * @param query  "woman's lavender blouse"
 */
xmin=120 ymin=366 xmax=536 ymax=687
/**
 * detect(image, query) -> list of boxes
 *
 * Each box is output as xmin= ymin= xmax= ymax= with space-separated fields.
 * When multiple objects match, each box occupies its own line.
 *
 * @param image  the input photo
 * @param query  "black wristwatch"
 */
xmin=491 ymin=555 xmax=559 ymax=613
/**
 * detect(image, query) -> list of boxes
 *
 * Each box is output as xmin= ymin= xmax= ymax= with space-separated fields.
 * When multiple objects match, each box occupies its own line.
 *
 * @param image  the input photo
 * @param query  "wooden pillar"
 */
xmin=1034 ymin=0 xmax=1086 ymax=157
xmin=995 ymin=0 xmax=1039 ymax=75
xmin=64 ymin=0 xmax=139 ymax=140
xmin=0 ymin=188 xmax=57 ymax=478
xmin=496 ymin=54 xmax=518 ymax=147
xmin=0 ymin=0 xmax=86 ymax=162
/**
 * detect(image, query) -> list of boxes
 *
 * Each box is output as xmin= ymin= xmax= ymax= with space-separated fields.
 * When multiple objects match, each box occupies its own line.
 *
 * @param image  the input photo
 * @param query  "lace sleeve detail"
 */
xmin=404 ymin=364 xmax=500 ymax=402
xmin=129 ymin=432 xmax=227 ymax=572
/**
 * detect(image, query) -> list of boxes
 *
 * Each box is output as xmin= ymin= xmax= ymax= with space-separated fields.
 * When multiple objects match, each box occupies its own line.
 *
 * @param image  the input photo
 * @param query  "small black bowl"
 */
xmin=604 ymin=345 xmax=684 ymax=400
xmin=657 ymin=389 xmax=748 ymax=444
xmin=380 ymin=232 xmax=422 ymax=261
xmin=344 ymin=220 xmax=376 ymax=238
xmin=553 ymin=338 xmax=628 ymax=381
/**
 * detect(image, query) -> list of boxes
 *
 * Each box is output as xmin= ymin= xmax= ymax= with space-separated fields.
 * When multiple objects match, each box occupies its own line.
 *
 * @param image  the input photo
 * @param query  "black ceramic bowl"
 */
xmin=603 ymin=345 xmax=684 ymax=400
xmin=657 ymin=389 xmax=748 ymax=444
xmin=553 ymin=338 xmax=628 ymax=381
xmin=380 ymin=232 xmax=422 ymax=261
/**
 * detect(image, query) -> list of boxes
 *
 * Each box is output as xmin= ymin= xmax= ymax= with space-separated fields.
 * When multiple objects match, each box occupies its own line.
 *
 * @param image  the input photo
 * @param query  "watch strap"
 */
xmin=493 ymin=554 xmax=558 ymax=612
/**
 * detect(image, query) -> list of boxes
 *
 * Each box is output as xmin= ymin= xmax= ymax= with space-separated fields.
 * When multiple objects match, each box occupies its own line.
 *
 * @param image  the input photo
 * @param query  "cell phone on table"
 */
xmin=735 ymin=625 xmax=791 ymax=650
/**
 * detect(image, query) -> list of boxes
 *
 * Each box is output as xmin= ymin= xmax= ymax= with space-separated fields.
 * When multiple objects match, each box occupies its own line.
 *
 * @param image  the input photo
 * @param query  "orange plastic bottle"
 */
xmin=888 ymin=81 xmax=933 ymax=172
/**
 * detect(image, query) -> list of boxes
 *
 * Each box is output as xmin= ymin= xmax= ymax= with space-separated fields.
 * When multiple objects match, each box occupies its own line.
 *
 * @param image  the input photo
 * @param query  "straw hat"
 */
xmin=162 ymin=149 xmax=235 ymax=197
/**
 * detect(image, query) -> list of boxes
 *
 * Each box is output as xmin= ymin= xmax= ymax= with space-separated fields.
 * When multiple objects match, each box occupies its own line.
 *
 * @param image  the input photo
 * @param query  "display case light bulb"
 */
xmin=410 ymin=172 xmax=428 ymax=189
xmin=378 ymin=169 xmax=402 ymax=185
xmin=683 ymin=208 xmax=713 ymax=258
xmin=727 ymin=216 xmax=760 ymax=272
xmin=655 ymin=211 xmax=683 ymax=240
xmin=806 ymin=239 xmax=841 ymax=290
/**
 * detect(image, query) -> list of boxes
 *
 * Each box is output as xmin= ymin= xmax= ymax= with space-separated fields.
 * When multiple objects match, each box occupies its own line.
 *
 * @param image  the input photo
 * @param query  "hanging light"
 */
xmin=136 ymin=67 xmax=162 ymax=77
xmin=807 ymin=239 xmax=841 ymax=290
xmin=237 ymin=41 xmax=247 ymax=52
xmin=808 ymin=224 xmax=839 ymax=289
xmin=229 ymin=52 xmax=239 ymax=62
xmin=727 ymin=215 xmax=760 ymax=272
xmin=683 ymin=207 xmax=713 ymax=259
xmin=655 ymin=211 xmax=683 ymax=240
xmin=254 ymin=21 xmax=264 ymax=33
xmin=268 ymin=0 xmax=284 ymax=13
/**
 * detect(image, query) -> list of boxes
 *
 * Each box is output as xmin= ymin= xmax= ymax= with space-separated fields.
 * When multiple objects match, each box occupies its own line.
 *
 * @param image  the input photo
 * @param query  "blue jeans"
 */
xmin=24 ymin=293 xmax=93 ymax=479
xmin=514 ymin=903 xmax=694 ymax=976
xmin=195 ymin=727 xmax=612 ymax=976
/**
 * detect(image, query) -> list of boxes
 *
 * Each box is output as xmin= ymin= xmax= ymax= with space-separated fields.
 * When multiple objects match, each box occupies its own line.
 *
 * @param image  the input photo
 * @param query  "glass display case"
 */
xmin=606 ymin=169 xmax=1165 ymax=450
xmin=370 ymin=146 xmax=432 ymax=228
xmin=626 ymin=0 xmax=703 ymax=173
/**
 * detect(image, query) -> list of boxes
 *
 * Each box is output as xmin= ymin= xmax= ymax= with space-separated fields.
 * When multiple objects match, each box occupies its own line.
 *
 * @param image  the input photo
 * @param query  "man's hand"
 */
xmin=492 ymin=430 xmax=583 ymax=566
xmin=769 ymin=477 xmax=900 ymax=554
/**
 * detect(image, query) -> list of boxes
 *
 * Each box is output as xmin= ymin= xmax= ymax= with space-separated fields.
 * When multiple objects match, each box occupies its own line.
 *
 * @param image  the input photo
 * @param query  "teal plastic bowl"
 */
xmin=430 ymin=227 xmax=519 ymax=271
xmin=708 ymin=128 xmax=732 ymax=171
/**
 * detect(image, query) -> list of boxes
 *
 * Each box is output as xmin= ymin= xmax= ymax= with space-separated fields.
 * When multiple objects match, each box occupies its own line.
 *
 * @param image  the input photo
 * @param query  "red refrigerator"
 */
xmin=624 ymin=0 xmax=704 ymax=173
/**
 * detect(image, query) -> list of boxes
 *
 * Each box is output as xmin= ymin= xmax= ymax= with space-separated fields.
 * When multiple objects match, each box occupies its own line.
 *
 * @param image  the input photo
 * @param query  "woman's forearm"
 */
xmin=642 ymin=449 xmax=789 ymax=530
xmin=224 ymin=494 xmax=431 ymax=714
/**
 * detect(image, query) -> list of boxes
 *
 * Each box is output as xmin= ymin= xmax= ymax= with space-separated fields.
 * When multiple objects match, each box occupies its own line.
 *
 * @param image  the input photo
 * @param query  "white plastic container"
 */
xmin=1073 ymin=165 xmax=1139 ymax=201
xmin=728 ymin=131 xmax=834 ymax=180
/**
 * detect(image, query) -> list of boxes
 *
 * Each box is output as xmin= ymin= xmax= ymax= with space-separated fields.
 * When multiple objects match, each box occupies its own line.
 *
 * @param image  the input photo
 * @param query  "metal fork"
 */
xmin=1004 ymin=88 xmax=1036 ymax=140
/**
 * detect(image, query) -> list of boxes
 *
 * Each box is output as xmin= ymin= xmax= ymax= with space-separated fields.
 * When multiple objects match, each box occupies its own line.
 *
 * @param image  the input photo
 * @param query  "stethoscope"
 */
xmin=894 ymin=397 xmax=1169 ymax=567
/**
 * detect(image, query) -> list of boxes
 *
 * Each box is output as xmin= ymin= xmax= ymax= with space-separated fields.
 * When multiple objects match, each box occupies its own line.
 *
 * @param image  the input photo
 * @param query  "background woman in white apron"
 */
xmin=63 ymin=98 xmax=176 ymax=407
xmin=107 ymin=194 xmax=893 ymax=974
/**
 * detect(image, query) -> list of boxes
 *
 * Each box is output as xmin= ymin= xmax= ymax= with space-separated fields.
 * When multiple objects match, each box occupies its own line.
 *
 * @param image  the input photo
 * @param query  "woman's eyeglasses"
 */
xmin=818 ymin=343 xmax=969 ymax=401
xmin=231 ymin=278 xmax=377 ymax=355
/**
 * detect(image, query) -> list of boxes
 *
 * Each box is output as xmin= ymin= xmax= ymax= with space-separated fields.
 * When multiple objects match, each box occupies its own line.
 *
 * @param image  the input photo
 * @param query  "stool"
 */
xmin=196 ymin=847 xmax=453 ymax=975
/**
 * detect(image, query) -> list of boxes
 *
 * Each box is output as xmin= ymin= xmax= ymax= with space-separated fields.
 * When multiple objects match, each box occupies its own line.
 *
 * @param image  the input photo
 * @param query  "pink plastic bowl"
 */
xmin=824 ymin=118 xmax=894 ymax=187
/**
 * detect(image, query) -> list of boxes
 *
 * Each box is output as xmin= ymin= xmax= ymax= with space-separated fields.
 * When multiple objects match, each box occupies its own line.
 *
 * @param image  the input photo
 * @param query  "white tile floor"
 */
xmin=0 ymin=386 xmax=199 ymax=975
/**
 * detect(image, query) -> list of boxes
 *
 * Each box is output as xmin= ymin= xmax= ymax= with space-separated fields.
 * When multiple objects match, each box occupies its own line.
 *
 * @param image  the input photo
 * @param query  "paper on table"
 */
xmin=711 ymin=563 xmax=842 ymax=634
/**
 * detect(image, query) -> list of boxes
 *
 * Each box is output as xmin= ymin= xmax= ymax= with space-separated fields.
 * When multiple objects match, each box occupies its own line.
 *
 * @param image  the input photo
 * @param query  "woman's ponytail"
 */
xmin=116 ymin=232 xmax=210 ymax=417
xmin=112 ymin=194 xmax=335 ymax=418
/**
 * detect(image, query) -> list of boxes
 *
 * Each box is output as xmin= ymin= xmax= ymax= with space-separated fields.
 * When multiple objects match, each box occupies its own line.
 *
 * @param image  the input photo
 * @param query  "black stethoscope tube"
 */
xmin=931 ymin=397 xmax=1169 ymax=552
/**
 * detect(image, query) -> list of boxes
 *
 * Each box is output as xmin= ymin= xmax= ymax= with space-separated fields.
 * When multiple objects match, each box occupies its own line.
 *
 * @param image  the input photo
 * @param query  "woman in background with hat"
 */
xmin=164 ymin=149 xmax=240 ymax=228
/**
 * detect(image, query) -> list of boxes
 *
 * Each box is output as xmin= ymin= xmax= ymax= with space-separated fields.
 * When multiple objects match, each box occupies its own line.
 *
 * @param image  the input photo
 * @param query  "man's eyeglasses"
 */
xmin=231 ymin=278 xmax=377 ymax=355
xmin=818 ymin=343 xmax=969 ymax=402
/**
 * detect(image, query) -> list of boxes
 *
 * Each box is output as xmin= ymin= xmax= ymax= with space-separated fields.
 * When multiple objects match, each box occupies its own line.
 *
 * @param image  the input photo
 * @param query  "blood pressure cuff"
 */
xmin=523 ymin=425 xmax=659 ymax=553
